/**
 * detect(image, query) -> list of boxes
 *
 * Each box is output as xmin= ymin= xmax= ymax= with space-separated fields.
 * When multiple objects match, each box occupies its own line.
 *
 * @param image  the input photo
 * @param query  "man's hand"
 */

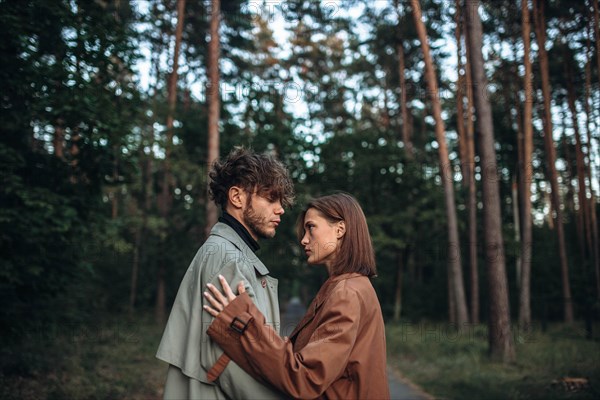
xmin=203 ymin=274 xmax=246 ymax=317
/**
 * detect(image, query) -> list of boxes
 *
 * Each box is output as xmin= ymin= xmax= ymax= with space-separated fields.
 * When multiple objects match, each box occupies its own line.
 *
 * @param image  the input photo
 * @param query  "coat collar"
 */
xmin=218 ymin=211 xmax=260 ymax=252
xmin=289 ymin=273 xmax=363 ymax=340
xmin=209 ymin=222 xmax=270 ymax=276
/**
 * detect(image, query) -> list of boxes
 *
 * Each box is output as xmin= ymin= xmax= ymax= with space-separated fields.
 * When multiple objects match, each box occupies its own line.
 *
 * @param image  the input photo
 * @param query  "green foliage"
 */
xmin=0 ymin=143 xmax=91 ymax=326
xmin=0 ymin=314 xmax=165 ymax=400
xmin=0 ymin=0 xmax=143 ymax=375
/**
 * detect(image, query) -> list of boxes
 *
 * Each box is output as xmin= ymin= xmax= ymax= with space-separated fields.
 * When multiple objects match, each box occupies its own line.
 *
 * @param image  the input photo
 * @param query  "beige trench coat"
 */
xmin=207 ymin=273 xmax=390 ymax=400
xmin=156 ymin=222 xmax=285 ymax=399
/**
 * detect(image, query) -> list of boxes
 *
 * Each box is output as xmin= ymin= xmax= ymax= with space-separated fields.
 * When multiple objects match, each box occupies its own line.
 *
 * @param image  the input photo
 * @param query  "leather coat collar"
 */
xmin=289 ymin=273 xmax=363 ymax=340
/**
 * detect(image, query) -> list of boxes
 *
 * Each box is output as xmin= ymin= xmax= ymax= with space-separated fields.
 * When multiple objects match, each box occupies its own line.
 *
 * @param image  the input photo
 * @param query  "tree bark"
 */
xmin=156 ymin=0 xmax=186 ymax=324
xmin=205 ymin=0 xmax=221 ymax=239
xmin=111 ymin=145 xmax=119 ymax=219
xmin=394 ymin=0 xmax=413 ymax=158
xmin=69 ymin=129 xmax=82 ymax=184
xmin=566 ymin=71 xmax=593 ymax=257
xmin=411 ymin=0 xmax=469 ymax=326
xmin=130 ymin=216 xmax=142 ymax=313
xmin=130 ymin=153 xmax=152 ymax=314
xmin=585 ymin=14 xmax=600 ymax=299
xmin=593 ymin=0 xmax=600 ymax=84
xmin=509 ymin=39 xmax=525 ymax=290
xmin=393 ymin=249 xmax=404 ymax=322
xmin=532 ymin=0 xmax=574 ymax=323
xmin=465 ymin=0 xmax=515 ymax=362
xmin=462 ymin=6 xmax=480 ymax=324
xmin=53 ymin=119 xmax=65 ymax=159
xmin=131 ymin=30 xmax=163 ymax=315
xmin=382 ymin=81 xmax=391 ymax=130
xmin=562 ymin=123 xmax=580 ymax=224
xmin=397 ymin=42 xmax=413 ymax=157
xmin=455 ymin=4 xmax=468 ymax=186
xmin=518 ymin=0 xmax=534 ymax=330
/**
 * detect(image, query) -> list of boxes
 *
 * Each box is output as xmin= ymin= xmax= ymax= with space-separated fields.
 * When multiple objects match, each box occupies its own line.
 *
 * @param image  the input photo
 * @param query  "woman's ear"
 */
xmin=228 ymin=186 xmax=246 ymax=209
xmin=336 ymin=221 xmax=346 ymax=239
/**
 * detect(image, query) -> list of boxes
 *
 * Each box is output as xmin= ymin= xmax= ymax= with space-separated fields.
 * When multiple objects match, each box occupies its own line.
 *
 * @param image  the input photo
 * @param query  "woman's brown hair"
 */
xmin=297 ymin=193 xmax=377 ymax=277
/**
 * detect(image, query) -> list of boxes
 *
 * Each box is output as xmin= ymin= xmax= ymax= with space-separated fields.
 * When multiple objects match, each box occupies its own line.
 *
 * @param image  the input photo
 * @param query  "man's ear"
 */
xmin=228 ymin=186 xmax=246 ymax=209
xmin=336 ymin=221 xmax=346 ymax=239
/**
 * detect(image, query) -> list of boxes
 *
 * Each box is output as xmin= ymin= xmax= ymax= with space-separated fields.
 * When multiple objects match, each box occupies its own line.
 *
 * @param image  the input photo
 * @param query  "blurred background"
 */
xmin=1 ymin=0 xmax=599 ymax=398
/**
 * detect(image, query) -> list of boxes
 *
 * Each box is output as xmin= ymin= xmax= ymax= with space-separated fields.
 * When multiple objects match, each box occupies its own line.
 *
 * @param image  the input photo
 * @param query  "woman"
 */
xmin=203 ymin=193 xmax=390 ymax=399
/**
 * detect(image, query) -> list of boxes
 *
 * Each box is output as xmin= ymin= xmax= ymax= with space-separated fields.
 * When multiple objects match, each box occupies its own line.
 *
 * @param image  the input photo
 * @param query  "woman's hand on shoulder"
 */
xmin=203 ymin=274 xmax=246 ymax=317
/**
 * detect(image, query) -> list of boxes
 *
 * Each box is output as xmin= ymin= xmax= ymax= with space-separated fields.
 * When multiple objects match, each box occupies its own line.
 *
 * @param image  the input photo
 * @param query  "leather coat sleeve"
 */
xmin=201 ymin=261 xmax=284 ymax=400
xmin=207 ymin=289 xmax=361 ymax=399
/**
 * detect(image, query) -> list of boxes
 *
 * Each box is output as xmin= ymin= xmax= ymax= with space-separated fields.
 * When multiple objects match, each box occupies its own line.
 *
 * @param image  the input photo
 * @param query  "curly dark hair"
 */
xmin=208 ymin=147 xmax=295 ymax=209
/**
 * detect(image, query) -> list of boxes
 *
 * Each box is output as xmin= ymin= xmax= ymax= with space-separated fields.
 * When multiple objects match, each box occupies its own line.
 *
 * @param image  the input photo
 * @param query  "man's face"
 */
xmin=242 ymin=193 xmax=285 ymax=240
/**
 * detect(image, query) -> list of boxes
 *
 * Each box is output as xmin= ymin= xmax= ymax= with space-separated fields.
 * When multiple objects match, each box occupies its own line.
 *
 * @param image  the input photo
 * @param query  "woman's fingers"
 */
xmin=202 ymin=276 xmax=247 ymax=317
xmin=218 ymin=274 xmax=236 ymax=301
xmin=203 ymin=304 xmax=219 ymax=317
xmin=206 ymin=282 xmax=228 ymax=307
xmin=204 ymin=290 xmax=224 ymax=310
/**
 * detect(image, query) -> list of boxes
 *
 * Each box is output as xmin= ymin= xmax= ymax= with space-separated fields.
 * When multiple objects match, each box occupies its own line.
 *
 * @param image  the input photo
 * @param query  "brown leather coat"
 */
xmin=207 ymin=273 xmax=390 ymax=399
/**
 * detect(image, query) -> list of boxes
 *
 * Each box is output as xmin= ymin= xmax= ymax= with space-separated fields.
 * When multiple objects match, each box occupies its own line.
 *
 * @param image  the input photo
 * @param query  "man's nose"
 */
xmin=275 ymin=202 xmax=284 ymax=215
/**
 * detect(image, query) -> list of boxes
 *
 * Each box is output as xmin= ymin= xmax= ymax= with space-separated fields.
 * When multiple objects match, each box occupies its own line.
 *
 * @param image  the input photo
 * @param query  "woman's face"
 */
xmin=300 ymin=208 xmax=343 ymax=269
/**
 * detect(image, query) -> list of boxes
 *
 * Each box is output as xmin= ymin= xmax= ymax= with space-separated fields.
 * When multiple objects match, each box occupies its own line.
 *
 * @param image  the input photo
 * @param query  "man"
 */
xmin=156 ymin=147 xmax=295 ymax=399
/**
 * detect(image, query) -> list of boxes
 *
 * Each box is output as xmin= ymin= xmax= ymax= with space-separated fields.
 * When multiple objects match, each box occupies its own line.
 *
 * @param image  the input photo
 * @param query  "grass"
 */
xmin=0 ymin=313 xmax=167 ymax=400
xmin=387 ymin=321 xmax=600 ymax=400
xmin=3 ymin=314 xmax=598 ymax=399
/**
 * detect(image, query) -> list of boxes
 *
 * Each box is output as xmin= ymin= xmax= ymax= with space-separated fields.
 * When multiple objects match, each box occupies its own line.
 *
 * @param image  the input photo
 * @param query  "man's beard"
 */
xmin=243 ymin=203 xmax=275 ymax=239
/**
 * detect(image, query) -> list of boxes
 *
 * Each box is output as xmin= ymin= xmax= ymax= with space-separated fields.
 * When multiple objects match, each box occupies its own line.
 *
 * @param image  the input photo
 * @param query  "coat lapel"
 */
xmin=210 ymin=223 xmax=270 ymax=276
xmin=288 ymin=273 xmax=362 ymax=341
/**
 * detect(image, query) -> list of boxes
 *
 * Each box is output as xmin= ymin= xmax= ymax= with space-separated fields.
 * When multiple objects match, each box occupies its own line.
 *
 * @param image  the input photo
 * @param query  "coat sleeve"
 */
xmin=207 ymin=287 xmax=361 ymax=399
xmin=200 ymin=261 xmax=285 ymax=400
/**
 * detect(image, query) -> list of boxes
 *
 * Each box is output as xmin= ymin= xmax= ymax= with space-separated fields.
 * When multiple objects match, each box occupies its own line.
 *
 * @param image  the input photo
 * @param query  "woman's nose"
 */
xmin=301 ymin=233 xmax=309 ymax=245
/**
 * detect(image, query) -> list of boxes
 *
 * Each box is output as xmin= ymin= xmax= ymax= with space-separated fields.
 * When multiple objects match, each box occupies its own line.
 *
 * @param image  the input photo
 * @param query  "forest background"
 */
xmin=1 ymin=0 xmax=599 ymax=398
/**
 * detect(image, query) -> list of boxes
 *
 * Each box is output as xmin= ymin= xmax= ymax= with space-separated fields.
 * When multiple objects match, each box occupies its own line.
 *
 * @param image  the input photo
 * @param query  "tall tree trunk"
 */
xmin=584 ymin=18 xmax=595 ymax=172
xmin=509 ymin=40 xmax=525 ymax=291
xmin=205 ymin=0 xmax=221 ymax=238
xmin=398 ymin=42 xmax=413 ymax=157
xmin=593 ymin=0 xmax=600 ymax=83
xmin=566 ymin=127 xmax=587 ymax=272
xmin=462 ymin=7 xmax=479 ymax=324
xmin=130 ymin=204 xmax=143 ymax=313
xmin=411 ymin=0 xmax=469 ymax=326
xmin=519 ymin=0 xmax=534 ymax=330
xmin=566 ymin=69 xmax=594 ymax=265
xmin=53 ymin=118 xmax=65 ymax=159
xmin=465 ymin=0 xmax=515 ymax=362
xmin=585 ymin=14 xmax=600 ymax=299
xmin=394 ymin=0 xmax=413 ymax=158
xmin=111 ymin=145 xmax=119 ymax=219
xmin=131 ymin=132 xmax=155 ymax=314
xmin=512 ymin=178 xmax=522 ymax=286
xmin=156 ymin=0 xmax=186 ymax=324
xmin=131 ymin=39 xmax=161 ymax=314
xmin=69 ymin=129 xmax=82 ymax=184
xmin=382 ymin=82 xmax=391 ymax=130
xmin=533 ymin=0 xmax=574 ymax=323
xmin=393 ymin=249 xmax=404 ymax=322
xmin=455 ymin=4 xmax=468 ymax=186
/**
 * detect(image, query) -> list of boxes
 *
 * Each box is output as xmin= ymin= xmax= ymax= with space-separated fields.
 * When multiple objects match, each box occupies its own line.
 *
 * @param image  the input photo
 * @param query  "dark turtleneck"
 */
xmin=218 ymin=211 xmax=260 ymax=253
